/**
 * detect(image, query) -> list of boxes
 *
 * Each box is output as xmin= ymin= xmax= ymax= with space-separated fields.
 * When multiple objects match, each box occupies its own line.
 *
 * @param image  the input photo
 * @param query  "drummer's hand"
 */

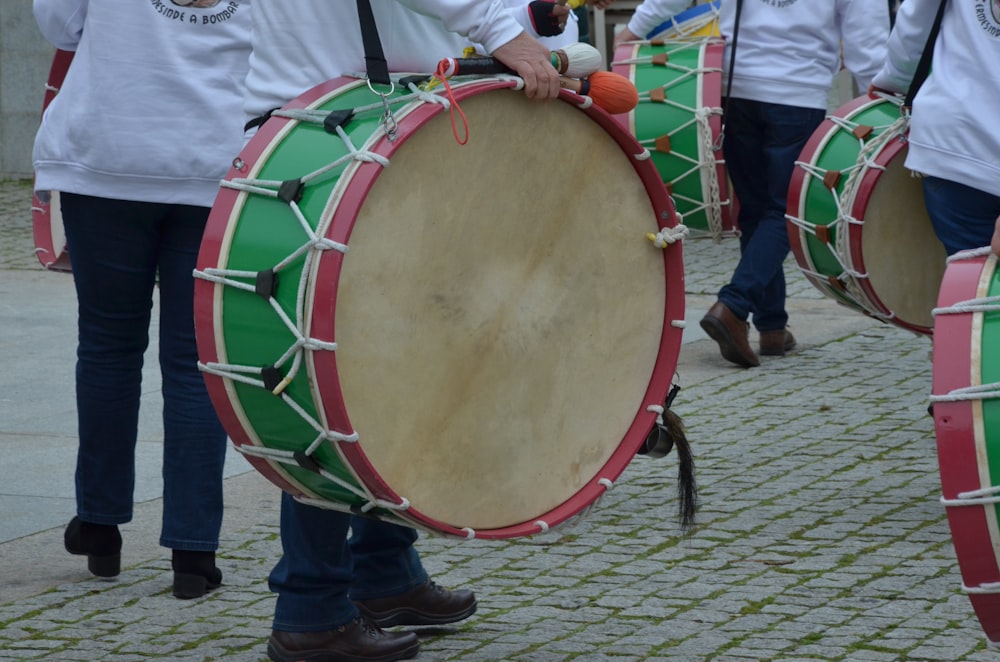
xmin=614 ymin=27 xmax=640 ymax=48
xmin=588 ymin=0 xmax=615 ymax=8
xmin=991 ymin=214 xmax=1000 ymax=257
xmin=492 ymin=32 xmax=561 ymax=100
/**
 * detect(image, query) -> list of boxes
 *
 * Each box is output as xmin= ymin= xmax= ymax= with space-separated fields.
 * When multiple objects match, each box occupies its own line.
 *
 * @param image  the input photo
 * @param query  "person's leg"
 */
xmin=267 ymin=495 xmax=419 ymax=662
xmin=700 ymin=98 xmax=769 ymax=367
xmin=270 ymin=495 xmax=357 ymax=631
xmin=348 ymin=517 xmax=426 ymax=599
xmin=717 ymin=97 xmax=769 ymax=322
xmin=922 ymin=176 xmax=1000 ymax=255
xmin=350 ymin=517 xmax=476 ymax=627
xmin=60 ymin=193 xmax=161 ymax=577
xmin=156 ymin=203 xmax=229 ymax=597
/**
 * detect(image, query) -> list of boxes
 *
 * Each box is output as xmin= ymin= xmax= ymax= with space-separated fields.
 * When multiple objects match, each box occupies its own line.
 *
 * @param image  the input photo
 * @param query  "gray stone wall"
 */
xmin=1 ymin=1 xmax=56 ymax=179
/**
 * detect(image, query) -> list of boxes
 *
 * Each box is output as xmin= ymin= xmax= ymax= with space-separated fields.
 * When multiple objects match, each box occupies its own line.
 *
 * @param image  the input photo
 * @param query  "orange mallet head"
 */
xmin=562 ymin=71 xmax=639 ymax=115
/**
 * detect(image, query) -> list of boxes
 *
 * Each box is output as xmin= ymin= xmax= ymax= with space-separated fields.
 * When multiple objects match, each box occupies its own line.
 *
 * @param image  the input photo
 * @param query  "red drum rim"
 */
xmin=932 ymin=250 xmax=1000 ymax=647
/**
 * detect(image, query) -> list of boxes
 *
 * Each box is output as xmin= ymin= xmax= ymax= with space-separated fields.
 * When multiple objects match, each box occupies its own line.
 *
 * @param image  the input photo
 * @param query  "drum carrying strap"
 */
xmin=721 ymin=0 xmax=742 ymax=120
xmin=903 ymin=0 xmax=947 ymax=109
xmin=356 ymin=0 xmax=391 ymax=87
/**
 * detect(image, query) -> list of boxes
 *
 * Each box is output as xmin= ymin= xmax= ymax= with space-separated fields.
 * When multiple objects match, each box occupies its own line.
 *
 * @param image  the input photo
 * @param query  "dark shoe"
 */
xmin=172 ymin=549 xmax=223 ymax=599
xmin=267 ymin=619 xmax=419 ymax=662
xmin=355 ymin=581 xmax=477 ymax=627
xmin=699 ymin=302 xmax=760 ymax=367
xmin=759 ymin=329 xmax=796 ymax=356
xmin=64 ymin=516 xmax=122 ymax=578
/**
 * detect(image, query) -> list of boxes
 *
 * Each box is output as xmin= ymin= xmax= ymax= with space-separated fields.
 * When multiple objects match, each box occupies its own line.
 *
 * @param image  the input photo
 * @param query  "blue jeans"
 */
xmin=61 ymin=193 xmax=227 ymax=551
xmin=921 ymin=176 xmax=1000 ymax=256
xmin=719 ymin=98 xmax=826 ymax=332
xmin=269 ymin=494 xmax=429 ymax=631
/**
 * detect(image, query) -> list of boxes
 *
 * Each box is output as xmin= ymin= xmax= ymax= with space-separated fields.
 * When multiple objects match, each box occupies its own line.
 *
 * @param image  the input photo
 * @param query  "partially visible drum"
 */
xmin=931 ymin=249 xmax=1000 ymax=650
xmin=611 ymin=35 xmax=734 ymax=241
xmin=786 ymin=95 xmax=946 ymax=335
xmin=194 ymin=75 xmax=685 ymax=539
xmin=31 ymin=49 xmax=74 ymax=272
xmin=647 ymin=0 xmax=721 ymax=40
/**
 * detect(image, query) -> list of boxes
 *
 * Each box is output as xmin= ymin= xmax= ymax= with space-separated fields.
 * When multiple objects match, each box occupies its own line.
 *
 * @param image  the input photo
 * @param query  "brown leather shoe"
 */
xmin=699 ymin=301 xmax=760 ymax=367
xmin=759 ymin=329 xmax=796 ymax=356
xmin=355 ymin=581 xmax=477 ymax=627
xmin=267 ymin=619 xmax=418 ymax=662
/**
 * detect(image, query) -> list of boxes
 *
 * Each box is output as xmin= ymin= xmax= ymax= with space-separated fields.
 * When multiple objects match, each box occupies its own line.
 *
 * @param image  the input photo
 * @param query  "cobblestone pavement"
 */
xmin=1 ymin=177 xmax=997 ymax=661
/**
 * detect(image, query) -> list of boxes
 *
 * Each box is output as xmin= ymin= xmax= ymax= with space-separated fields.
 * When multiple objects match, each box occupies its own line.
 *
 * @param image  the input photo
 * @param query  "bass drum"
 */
xmin=194 ymin=75 xmax=685 ymax=539
xmin=786 ymin=95 xmax=946 ymax=335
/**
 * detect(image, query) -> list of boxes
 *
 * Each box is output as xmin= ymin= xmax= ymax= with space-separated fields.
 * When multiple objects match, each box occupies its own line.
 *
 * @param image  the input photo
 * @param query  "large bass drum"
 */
xmin=194 ymin=75 xmax=685 ymax=539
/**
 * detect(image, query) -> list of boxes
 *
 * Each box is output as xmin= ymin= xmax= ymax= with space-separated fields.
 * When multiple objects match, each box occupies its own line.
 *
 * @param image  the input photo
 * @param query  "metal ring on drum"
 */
xmin=193 ymin=73 xmax=686 ymax=540
xmin=931 ymin=248 xmax=1000 ymax=650
xmin=786 ymin=94 xmax=947 ymax=336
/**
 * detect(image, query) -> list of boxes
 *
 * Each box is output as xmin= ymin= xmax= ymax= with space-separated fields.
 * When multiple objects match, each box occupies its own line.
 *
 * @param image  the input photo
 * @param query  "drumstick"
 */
xmin=560 ymin=71 xmax=639 ymax=114
xmin=438 ymin=42 xmax=603 ymax=79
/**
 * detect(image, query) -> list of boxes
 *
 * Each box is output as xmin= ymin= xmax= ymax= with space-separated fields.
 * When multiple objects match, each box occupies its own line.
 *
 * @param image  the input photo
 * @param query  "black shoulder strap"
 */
xmin=356 ymin=0 xmax=391 ymax=86
xmin=904 ymin=0 xmax=947 ymax=107
xmin=723 ymin=0 xmax=743 ymax=112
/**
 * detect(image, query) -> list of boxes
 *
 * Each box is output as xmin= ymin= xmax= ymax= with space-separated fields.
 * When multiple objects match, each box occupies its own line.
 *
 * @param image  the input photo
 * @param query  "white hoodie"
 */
xmin=32 ymin=0 xmax=253 ymax=208
xmin=244 ymin=1 xmax=528 ymax=120
xmin=871 ymin=0 xmax=1000 ymax=199
xmin=718 ymin=0 xmax=889 ymax=110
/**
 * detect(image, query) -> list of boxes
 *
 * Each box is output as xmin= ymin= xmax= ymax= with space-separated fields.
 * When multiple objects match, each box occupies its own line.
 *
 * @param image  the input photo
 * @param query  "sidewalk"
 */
xmin=1 ymin=176 xmax=995 ymax=661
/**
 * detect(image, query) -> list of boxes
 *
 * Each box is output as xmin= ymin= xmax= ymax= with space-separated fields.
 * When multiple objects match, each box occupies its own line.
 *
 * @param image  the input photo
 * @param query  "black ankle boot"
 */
xmin=171 ymin=550 xmax=223 ymax=599
xmin=64 ymin=517 xmax=122 ymax=578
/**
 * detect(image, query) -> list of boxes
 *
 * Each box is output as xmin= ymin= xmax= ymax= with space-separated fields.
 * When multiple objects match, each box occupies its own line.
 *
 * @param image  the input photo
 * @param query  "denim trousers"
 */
xmin=921 ymin=176 xmax=1000 ymax=256
xmin=719 ymin=98 xmax=826 ymax=332
xmin=60 ymin=193 xmax=227 ymax=551
xmin=269 ymin=493 xmax=429 ymax=631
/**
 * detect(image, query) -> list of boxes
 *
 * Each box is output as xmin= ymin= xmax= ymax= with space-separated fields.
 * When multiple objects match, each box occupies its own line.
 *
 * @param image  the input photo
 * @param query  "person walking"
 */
xmin=32 ymin=0 xmax=252 ymax=598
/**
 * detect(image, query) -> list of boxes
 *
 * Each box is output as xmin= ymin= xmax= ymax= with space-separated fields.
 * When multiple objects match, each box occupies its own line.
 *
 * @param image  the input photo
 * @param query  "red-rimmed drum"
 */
xmin=931 ymin=248 xmax=1000 ymax=650
xmin=31 ymin=49 xmax=74 ymax=272
xmin=194 ymin=75 xmax=685 ymax=539
xmin=786 ymin=95 xmax=946 ymax=335
xmin=611 ymin=36 xmax=734 ymax=241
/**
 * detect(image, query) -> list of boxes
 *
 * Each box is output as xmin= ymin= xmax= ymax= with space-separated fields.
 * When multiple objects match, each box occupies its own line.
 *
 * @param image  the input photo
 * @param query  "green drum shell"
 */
xmin=612 ymin=37 xmax=733 ymax=239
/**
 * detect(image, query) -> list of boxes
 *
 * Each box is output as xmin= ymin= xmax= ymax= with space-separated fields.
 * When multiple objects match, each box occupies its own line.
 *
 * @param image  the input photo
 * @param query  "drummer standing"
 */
xmin=243 ymin=3 xmax=560 ymax=662
xmin=697 ymin=0 xmax=890 ymax=368
xmin=869 ymin=0 xmax=1000 ymax=256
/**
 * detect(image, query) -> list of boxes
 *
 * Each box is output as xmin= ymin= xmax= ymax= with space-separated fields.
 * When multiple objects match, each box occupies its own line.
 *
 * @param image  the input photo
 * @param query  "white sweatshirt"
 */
xmin=871 ymin=0 xmax=1000 ymax=198
xmin=32 ymin=0 xmax=253 ymax=208
xmin=244 ymin=1 xmax=528 ymax=120
xmin=719 ymin=0 xmax=889 ymax=110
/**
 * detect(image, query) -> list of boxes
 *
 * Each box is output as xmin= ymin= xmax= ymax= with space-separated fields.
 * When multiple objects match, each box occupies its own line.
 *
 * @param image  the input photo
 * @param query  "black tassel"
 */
xmin=663 ymin=407 xmax=697 ymax=531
